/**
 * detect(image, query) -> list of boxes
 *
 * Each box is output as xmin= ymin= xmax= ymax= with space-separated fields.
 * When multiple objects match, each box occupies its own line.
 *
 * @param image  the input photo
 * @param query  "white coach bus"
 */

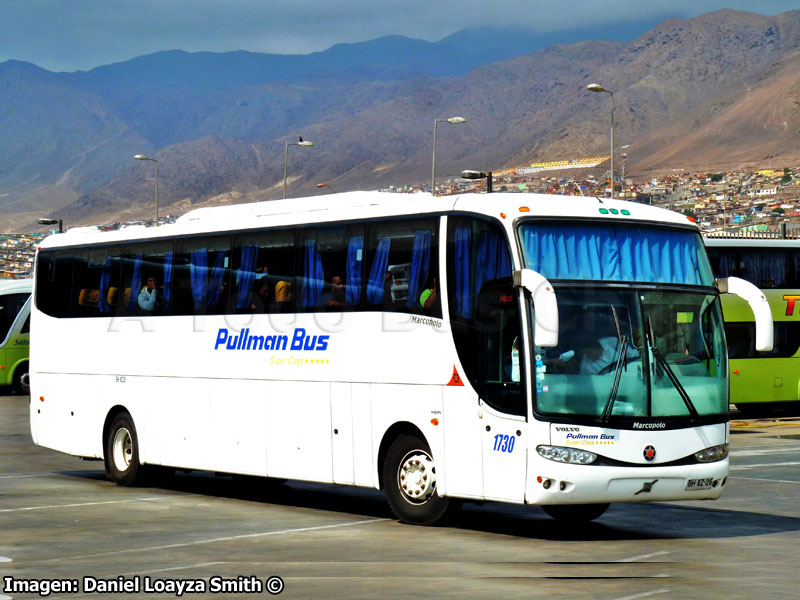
xmin=30 ymin=192 xmax=772 ymax=524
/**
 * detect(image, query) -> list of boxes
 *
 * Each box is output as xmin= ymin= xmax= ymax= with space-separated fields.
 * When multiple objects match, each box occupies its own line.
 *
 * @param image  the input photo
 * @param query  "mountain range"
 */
xmin=1 ymin=10 xmax=800 ymax=231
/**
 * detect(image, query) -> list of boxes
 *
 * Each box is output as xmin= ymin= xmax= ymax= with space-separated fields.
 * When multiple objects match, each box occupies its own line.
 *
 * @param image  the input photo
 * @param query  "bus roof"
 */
xmin=0 ymin=279 xmax=32 ymax=294
xmin=703 ymin=238 xmax=800 ymax=248
xmin=38 ymin=191 xmax=696 ymax=249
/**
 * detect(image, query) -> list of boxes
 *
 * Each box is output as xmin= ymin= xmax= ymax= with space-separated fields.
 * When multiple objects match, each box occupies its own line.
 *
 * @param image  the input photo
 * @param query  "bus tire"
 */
xmin=541 ymin=503 xmax=610 ymax=522
xmin=104 ymin=412 xmax=145 ymax=486
xmin=13 ymin=365 xmax=30 ymax=395
xmin=383 ymin=434 xmax=450 ymax=526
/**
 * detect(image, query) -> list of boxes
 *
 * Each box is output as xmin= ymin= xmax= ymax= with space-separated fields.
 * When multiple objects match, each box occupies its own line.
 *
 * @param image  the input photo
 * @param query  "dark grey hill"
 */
xmin=1 ymin=10 xmax=800 ymax=230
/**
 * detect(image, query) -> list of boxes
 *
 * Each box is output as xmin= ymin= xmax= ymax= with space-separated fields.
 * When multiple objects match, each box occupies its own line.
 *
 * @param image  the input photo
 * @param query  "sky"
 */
xmin=1 ymin=0 xmax=798 ymax=72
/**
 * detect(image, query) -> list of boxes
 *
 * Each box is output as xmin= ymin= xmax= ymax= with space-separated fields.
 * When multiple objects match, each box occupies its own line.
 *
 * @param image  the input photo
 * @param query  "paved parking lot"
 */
xmin=2 ymin=393 xmax=800 ymax=599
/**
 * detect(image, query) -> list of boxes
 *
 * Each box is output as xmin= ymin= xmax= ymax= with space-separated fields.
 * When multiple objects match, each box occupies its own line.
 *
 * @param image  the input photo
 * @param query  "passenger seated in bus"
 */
xmin=321 ymin=275 xmax=352 ymax=309
xmin=419 ymin=274 xmax=438 ymax=313
xmin=245 ymin=277 xmax=271 ymax=313
xmin=274 ymin=280 xmax=293 ymax=312
xmin=137 ymin=276 xmax=161 ymax=313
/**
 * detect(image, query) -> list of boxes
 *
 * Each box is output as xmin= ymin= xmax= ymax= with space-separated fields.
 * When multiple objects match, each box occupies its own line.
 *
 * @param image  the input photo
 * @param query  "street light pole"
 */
xmin=283 ymin=137 xmax=314 ymax=199
xmin=431 ymin=117 xmax=466 ymax=196
xmin=37 ymin=218 xmax=63 ymax=233
xmin=133 ymin=155 xmax=159 ymax=226
xmin=587 ymin=84 xmax=614 ymax=198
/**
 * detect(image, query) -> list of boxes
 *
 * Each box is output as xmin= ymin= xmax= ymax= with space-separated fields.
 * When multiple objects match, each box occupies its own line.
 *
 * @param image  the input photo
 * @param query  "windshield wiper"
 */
xmin=600 ymin=334 xmax=630 ymax=423
xmin=646 ymin=318 xmax=700 ymax=422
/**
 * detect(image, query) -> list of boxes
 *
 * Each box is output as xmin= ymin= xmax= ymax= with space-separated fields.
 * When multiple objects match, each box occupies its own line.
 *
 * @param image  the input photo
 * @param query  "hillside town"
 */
xmin=4 ymin=165 xmax=800 ymax=279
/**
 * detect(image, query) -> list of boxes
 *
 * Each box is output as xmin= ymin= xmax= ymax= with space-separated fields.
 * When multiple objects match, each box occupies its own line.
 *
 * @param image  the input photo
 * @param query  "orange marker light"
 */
xmin=733 ymin=369 xmax=740 ymax=375
xmin=519 ymin=206 xmax=530 ymax=213
xmin=431 ymin=418 xmax=439 ymax=426
xmin=687 ymin=216 xmax=696 ymax=223
xmin=40 ymin=396 xmax=45 ymax=402
xmin=500 ymin=212 xmax=507 ymax=219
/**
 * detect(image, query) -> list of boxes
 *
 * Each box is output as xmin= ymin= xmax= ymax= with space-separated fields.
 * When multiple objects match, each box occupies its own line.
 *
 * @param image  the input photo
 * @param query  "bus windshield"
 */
xmin=518 ymin=221 xmax=726 ymax=421
xmin=532 ymin=287 xmax=728 ymax=420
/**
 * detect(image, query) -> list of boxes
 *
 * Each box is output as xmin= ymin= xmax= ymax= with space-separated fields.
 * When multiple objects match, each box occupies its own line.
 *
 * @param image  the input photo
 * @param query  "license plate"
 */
xmin=686 ymin=477 xmax=714 ymax=491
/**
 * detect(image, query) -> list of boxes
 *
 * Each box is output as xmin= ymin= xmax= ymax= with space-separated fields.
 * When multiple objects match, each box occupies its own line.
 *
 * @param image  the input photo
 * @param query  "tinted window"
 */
xmin=174 ymin=237 xmax=231 ymax=315
xmin=232 ymin=230 xmax=295 ymax=314
xmin=36 ymin=249 xmax=75 ymax=318
xmin=120 ymin=241 xmax=175 ymax=316
xmin=0 ymin=293 xmax=28 ymax=342
xmin=707 ymin=247 xmax=800 ymax=289
xmin=364 ymin=218 xmax=440 ymax=316
xmin=725 ymin=321 xmax=800 ymax=358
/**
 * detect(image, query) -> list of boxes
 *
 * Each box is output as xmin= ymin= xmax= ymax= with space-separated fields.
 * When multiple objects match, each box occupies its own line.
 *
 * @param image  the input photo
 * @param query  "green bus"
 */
xmin=705 ymin=239 xmax=800 ymax=413
xmin=0 ymin=279 xmax=31 ymax=395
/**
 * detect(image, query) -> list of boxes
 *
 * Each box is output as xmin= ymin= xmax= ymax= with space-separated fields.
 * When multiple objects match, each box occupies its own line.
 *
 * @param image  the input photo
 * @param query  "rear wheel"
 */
xmin=541 ymin=503 xmax=610 ymax=522
xmin=104 ymin=412 xmax=145 ymax=486
xmin=383 ymin=434 xmax=451 ymax=525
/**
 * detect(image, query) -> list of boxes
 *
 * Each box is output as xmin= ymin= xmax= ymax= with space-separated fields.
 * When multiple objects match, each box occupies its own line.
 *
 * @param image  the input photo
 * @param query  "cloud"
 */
xmin=1 ymin=0 xmax=796 ymax=72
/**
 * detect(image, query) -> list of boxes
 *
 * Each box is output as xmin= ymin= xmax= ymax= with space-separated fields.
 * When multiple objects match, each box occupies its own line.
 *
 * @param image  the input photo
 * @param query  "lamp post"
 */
xmin=37 ymin=218 xmax=63 ymax=233
xmin=432 ymin=117 xmax=466 ymax=196
xmin=316 ymin=182 xmax=336 ymax=194
xmin=460 ymin=170 xmax=493 ymax=193
xmin=587 ymin=83 xmax=614 ymax=198
xmin=284 ymin=137 xmax=314 ymax=199
xmin=133 ymin=154 xmax=159 ymax=226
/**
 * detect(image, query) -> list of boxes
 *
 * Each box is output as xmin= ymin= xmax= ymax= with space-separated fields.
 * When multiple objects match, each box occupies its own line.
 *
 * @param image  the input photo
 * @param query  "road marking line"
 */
xmin=731 ymin=476 xmax=800 ymax=484
xmin=730 ymin=461 xmax=800 ymax=470
xmin=617 ymin=551 xmax=670 ymax=562
xmin=0 ymin=473 xmax=51 ymax=479
xmin=0 ymin=556 xmax=12 ymax=562
xmin=125 ymin=562 xmax=223 ymax=576
xmin=0 ymin=497 xmax=164 ymax=513
xmin=614 ymin=590 xmax=671 ymax=600
xmin=731 ymin=448 xmax=800 ymax=457
xmin=37 ymin=518 xmax=388 ymax=563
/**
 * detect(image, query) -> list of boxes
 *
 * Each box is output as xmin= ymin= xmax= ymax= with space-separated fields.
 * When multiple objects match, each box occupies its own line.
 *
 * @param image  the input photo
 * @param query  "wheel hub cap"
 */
xmin=399 ymin=452 xmax=436 ymax=503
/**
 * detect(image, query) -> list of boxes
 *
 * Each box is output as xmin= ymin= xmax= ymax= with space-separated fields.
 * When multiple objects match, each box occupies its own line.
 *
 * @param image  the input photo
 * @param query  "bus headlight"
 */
xmin=694 ymin=444 xmax=729 ymax=463
xmin=537 ymin=445 xmax=598 ymax=465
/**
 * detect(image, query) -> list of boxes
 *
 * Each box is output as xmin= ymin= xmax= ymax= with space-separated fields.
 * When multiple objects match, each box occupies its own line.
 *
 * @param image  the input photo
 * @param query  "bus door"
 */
xmin=476 ymin=283 xmax=527 ymax=503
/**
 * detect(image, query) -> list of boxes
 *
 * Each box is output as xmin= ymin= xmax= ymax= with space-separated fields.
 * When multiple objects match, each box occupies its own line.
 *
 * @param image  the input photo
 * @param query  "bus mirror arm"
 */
xmin=513 ymin=269 xmax=559 ymax=347
xmin=716 ymin=277 xmax=774 ymax=352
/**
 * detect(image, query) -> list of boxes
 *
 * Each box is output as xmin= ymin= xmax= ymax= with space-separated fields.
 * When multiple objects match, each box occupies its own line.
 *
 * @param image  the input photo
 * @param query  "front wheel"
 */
xmin=541 ymin=503 xmax=610 ymax=522
xmin=104 ymin=412 xmax=145 ymax=486
xmin=383 ymin=434 xmax=451 ymax=525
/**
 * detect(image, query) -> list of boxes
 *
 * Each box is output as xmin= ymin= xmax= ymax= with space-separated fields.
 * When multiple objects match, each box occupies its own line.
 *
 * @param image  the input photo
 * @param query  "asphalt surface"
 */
xmin=2 ymin=394 xmax=800 ymax=599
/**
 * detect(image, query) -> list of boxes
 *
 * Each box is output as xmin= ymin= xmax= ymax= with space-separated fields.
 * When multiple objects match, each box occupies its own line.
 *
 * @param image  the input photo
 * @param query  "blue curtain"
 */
xmin=740 ymin=252 xmax=786 ymax=288
xmin=474 ymin=229 xmax=512 ymax=301
xmin=520 ymin=224 xmax=714 ymax=286
xmin=346 ymin=236 xmax=364 ymax=306
xmin=235 ymin=245 xmax=259 ymax=309
xmin=406 ymin=231 xmax=431 ymax=307
xmin=99 ymin=257 xmax=111 ymax=313
xmin=453 ymin=227 xmax=471 ymax=318
xmin=128 ymin=254 xmax=143 ymax=311
xmin=190 ymin=249 xmax=208 ymax=311
xmin=301 ymin=240 xmax=323 ymax=307
xmin=163 ymin=251 xmax=173 ymax=310
xmin=366 ymin=237 xmax=391 ymax=305
xmin=207 ymin=251 xmax=228 ymax=310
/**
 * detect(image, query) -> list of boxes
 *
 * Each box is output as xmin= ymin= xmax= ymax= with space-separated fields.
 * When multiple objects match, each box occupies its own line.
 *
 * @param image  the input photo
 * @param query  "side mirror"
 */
xmin=513 ymin=269 xmax=559 ymax=347
xmin=716 ymin=277 xmax=774 ymax=352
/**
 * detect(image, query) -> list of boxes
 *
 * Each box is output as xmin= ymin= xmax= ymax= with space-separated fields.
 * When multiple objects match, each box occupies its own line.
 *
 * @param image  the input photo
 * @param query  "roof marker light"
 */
xmin=431 ymin=418 xmax=439 ymax=426
xmin=500 ymin=212 xmax=507 ymax=219
xmin=687 ymin=216 xmax=697 ymax=223
xmin=610 ymin=208 xmax=619 ymax=215
xmin=621 ymin=209 xmax=630 ymax=215
xmin=519 ymin=206 xmax=530 ymax=213
xmin=599 ymin=208 xmax=609 ymax=214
